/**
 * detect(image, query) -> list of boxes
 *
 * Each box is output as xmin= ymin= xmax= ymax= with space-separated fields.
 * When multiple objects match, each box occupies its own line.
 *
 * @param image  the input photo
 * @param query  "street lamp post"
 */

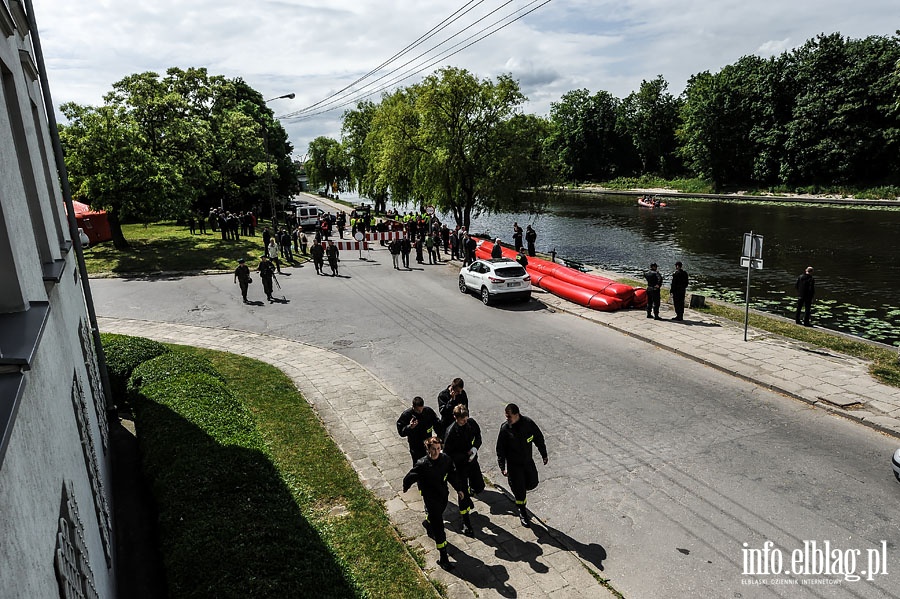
xmin=264 ymin=93 xmax=295 ymax=228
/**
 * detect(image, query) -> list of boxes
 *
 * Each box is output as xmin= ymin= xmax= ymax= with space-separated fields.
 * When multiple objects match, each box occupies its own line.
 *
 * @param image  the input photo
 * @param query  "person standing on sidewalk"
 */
xmin=443 ymin=404 xmax=484 ymax=537
xmin=437 ymin=378 xmax=468 ymax=433
xmin=402 ymin=437 xmax=464 ymax=569
xmin=496 ymin=403 xmax=548 ymax=528
xmin=670 ymin=261 xmax=689 ymax=321
xmin=645 ymin=262 xmax=663 ymax=320
xmin=525 ymin=225 xmax=537 ymax=257
xmin=233 ymin=258 xmax=251 ymax=303
xmin=795 ymin=266 xmax=815 ymax=326
xmin=512 ymin=222 xmax=523 ymax=253
xmin=397 ymin=396 xmax=440 ymax=466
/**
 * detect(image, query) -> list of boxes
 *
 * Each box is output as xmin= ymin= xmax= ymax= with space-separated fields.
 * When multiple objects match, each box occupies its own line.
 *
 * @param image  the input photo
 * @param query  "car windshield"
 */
xmin=494 ymin=267 xmax=526 ymax=277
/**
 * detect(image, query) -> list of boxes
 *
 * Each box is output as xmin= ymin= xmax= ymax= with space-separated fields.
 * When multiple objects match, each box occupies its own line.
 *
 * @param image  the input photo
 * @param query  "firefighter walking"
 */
xmin=402 ymin=437 xmax=463 ymax=568
xmin=496 ymin=403 xmax=548 ymax=527
xmin=443 ymin=405 xmax=484 ymax=537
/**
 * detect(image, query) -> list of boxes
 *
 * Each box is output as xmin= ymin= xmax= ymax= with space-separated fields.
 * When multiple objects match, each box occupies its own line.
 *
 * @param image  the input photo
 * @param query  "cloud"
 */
xmin=33 ymin=0 xmax=900 ymax=154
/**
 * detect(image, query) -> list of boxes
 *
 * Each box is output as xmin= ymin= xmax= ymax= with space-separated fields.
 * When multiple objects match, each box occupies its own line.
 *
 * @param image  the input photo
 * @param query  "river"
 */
xmin=341 ymin=191 xmax=900 ymax=347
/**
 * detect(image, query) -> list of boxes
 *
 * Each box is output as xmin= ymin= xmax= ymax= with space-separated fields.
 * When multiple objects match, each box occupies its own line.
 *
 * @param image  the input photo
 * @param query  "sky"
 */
xmin=33 ymin=0 xmax=899 ymax=158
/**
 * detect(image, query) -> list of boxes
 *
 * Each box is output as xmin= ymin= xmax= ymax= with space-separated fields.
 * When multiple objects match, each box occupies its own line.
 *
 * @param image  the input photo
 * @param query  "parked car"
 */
xmin=458 ymin=258 xmax=531 ymax=305
xmin=892 ymin=448 xmax=900 ymax=482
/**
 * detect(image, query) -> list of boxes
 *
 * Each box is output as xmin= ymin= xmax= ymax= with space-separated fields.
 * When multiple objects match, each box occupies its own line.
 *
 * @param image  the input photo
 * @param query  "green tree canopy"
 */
xmin=59 ymin=68 xmax=297 ymax=248
xmin=347 ymin=67 xmax=553 ymax=228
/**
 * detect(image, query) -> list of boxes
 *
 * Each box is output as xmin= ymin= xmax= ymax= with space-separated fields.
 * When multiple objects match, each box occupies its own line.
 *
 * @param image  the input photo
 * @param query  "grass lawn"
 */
xmin=83 ymin=221 xmax=307 ymax=275
xmin=132 ymin=343 xmax=438 ymax=598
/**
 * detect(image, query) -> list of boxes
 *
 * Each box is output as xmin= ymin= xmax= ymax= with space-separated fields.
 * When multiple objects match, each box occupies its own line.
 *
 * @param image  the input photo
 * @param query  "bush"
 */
xmin=101 ymin=333 xmax=170 ymax=399
xmin=127 ymin=351 xmax=223 ymax=397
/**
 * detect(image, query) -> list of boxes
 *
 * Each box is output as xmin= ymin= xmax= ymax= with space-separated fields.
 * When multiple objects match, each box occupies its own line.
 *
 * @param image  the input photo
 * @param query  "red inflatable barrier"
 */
xmin=588 ymin=293 xmax=624 ymax=311
xmin=538 ymin=276 xmax=623 ymax=311
xmin=632 ymin=287 xmax=648 ymax=308
xmin=468 ymin=236 xmax=636 ymax=312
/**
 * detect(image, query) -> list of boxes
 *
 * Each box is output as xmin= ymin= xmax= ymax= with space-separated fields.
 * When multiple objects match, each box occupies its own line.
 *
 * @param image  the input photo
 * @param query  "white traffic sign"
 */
xmin=740 ymin=257 xmax=764 ymax=269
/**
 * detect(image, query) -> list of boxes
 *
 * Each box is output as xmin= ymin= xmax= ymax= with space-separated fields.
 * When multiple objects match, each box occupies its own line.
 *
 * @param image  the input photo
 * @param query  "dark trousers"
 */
xmin=424 ymin=495 xmax=449 ymax=549
xmin=401 ymin=252 xmax=410 ymax=268
xmin=527 ymin=242 xmax=535 ymax=257
xmin=507 ymin=460 xmax=538 ymax=506
xmin=672 ymin=290 xmax=685 ymax=319
xmin=647 ymin=289 xmax=661 ymax=317
xmin=238 ymin=281 xmax=248 ymax=301
xmin=796 ymin=295 xmax=813 ymax=324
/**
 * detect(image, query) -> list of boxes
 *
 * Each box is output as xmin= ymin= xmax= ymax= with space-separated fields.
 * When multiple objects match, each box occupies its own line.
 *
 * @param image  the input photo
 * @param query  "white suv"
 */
xmin=458 ymin=258 xmax=531 ymax=305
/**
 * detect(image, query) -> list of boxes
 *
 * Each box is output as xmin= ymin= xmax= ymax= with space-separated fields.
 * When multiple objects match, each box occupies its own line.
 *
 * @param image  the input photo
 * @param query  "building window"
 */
xmin=2 ymin=62 xmax=53 ymax=264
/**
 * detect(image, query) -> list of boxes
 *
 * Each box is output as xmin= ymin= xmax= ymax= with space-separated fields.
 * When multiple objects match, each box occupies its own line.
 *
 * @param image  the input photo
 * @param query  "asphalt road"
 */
xmin=89 ymin=246 xmax=900 ymax=598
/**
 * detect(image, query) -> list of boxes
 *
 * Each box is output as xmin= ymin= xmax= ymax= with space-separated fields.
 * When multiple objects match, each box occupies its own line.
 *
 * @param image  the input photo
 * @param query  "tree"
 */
xmin=59 ymin=102 xmax=178 ymax=248
xmin=546 ymin=89 xmax=628 ymax=182
xmin=619 ymin=76 xmax=682 ymax=177
xmin=679 ymin=59 xmax=764 ymax=189
xmin=361 ymin=67 xmax=553 ymax=228
xmin=305 ymin=136 xmax=350 ymax=195
xmin=59 ymin=68 xmax=297 ymax=247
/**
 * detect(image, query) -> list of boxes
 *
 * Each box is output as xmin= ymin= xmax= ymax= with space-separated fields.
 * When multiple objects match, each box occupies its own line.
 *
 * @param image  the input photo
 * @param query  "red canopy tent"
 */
xmin=69 ymin=200 xmax=112 ymax=245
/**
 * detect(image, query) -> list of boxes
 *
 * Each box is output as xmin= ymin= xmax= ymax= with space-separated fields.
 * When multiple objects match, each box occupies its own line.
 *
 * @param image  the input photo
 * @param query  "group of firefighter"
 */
xmin=397 ymin=378 xmax=548 ymax=569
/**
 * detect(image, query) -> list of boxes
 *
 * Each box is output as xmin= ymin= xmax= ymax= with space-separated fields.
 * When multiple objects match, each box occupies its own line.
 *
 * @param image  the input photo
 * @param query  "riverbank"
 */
xmin=565 ymin=185 xmax=900 ymax=207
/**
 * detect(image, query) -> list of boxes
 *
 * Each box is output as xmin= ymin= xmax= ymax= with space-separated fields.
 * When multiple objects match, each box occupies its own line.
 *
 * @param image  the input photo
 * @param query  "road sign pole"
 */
xmin=744 ymin=259 xmax=752 ymax=342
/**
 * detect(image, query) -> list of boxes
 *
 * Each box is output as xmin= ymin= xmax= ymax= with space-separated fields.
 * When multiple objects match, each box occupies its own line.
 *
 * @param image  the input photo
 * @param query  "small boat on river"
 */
xmin=637 ymin=195 xmax=667 ymax=208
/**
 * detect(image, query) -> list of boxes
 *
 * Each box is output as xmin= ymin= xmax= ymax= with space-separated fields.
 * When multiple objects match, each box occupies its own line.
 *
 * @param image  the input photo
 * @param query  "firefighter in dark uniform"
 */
xmin=496 ymin=403 xmax=548 ymax=527
xmin=645 ymin=262 xmax=663 ymax=320
xmin=233 ymin=258 xmax=251 ymax=303
xmin=402 ymin=437 xmax=463 ymax=568
xmin=443 ymin=404 xmax=484 ymax=537
xmin=437 ymin=378 xmax=468 ymax=433
xmin=256 ymin=254 xmax=276 ymax=302
xmin=396 ymin=396 xmax=441 ymax=466
xmin=310 ymin=241 xmax=325 ymax=275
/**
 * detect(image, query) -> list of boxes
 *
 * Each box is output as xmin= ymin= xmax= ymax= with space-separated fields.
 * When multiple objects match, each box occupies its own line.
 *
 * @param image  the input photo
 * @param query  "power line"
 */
xmin=284 ymin=0 xmax=490 ymax=117
xmin=281 ymin=0 xmax=518 ymax=120
xmin=279 ymin=0 xmax=552 ymax=122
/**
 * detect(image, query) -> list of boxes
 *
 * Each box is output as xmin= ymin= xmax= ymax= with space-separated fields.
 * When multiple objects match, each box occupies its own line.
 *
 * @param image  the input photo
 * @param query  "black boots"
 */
xmin=518 ymin=505 xmax=531 ymax=528
xmin=461 ymin=514 xmax=474 ymax=537
xmin=438 ymin=547 xmax=454 ymax=569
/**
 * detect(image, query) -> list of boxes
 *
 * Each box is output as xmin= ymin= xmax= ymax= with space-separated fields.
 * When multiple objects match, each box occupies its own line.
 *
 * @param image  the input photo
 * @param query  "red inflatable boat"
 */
xmin=474 ymin=239 xmax=644 ymax=312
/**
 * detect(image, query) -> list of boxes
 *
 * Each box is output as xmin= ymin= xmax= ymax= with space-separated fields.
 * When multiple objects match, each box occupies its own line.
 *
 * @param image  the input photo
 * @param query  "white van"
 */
xmin=295 ymin=204 xmax=322 ymax=230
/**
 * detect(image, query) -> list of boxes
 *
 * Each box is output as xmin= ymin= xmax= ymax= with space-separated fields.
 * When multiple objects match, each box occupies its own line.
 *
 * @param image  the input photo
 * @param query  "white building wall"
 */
xmin=0 ymin=1 xmax=116 ymax=597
